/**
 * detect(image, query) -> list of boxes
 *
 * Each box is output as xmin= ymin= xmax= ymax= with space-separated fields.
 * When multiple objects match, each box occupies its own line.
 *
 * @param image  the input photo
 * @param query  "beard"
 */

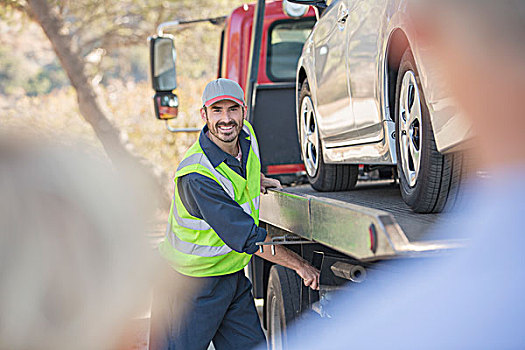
xmin=206 ymin=117 xmax=244 ymax=143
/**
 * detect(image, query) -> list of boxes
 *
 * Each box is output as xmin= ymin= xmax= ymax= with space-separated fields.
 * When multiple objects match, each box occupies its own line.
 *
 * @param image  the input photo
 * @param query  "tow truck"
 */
xmin=148 ymin=1 xmax=461 ymax=347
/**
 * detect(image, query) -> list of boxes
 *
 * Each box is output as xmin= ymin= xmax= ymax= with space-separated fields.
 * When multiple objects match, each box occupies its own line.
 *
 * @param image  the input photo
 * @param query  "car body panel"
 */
xmin=310 ymin=0 xmax=357 ymax=143
xmin=296 ymin=0 xmax=472 ymax=166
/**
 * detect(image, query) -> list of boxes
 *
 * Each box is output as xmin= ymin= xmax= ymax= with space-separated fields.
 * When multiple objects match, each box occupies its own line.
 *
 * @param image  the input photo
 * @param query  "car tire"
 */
xmin=299 ymin=79 xmax=358 ymax=192
xmin=394 ymin=49 xmax=460 ymax=213
xmin=266 ymin=265 xmax=301 ymax=350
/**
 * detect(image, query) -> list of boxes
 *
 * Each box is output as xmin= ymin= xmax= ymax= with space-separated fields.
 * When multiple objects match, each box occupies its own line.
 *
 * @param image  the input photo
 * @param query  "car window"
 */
xmin=267 ymin=18 xmax=316 ymax=82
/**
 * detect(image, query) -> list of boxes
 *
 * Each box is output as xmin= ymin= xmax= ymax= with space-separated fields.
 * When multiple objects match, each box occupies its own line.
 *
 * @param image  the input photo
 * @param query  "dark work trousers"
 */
xmin=149 ymin=268 xmax=266 ymax=350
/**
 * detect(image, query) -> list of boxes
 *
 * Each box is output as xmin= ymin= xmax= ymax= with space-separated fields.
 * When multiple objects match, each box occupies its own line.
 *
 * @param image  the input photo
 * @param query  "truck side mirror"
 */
xmin=149 ymin=35 xmax=178 ymax=119
xmin=149 ymin=35 xmax=177 ymax=92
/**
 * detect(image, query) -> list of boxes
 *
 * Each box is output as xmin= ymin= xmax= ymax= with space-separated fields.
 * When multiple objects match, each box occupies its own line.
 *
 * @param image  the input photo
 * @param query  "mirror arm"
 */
xmin=157 ymin=21 xmax=180 ymax=36
xmin=157 ymin=16 xmax=228 ymax=36
xmin=165 ymin=121 xmax=201 ymax=133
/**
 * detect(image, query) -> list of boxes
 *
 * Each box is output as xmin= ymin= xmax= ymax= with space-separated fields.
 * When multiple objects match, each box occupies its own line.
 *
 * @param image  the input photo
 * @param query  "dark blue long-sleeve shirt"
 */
xmin=177 ymin=125 xmax=267 ymax=254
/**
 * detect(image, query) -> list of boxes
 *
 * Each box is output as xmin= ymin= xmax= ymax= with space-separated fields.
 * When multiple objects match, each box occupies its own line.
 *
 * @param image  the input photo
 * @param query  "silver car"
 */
xmin=292 ymin=0 xmax=471 ymax=213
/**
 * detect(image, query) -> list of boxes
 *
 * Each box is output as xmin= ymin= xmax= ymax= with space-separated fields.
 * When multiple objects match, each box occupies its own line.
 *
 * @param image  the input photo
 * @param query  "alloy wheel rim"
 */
xmin=398 ymin=70 xmax=422 ymax=187
xmin=300 ymin=95 xmax=319 ymax=177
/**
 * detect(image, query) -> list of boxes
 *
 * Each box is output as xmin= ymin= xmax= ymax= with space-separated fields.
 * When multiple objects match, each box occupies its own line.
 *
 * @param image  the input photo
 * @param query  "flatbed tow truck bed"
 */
xmin=260 ymin=180 xmax=461 ymax=262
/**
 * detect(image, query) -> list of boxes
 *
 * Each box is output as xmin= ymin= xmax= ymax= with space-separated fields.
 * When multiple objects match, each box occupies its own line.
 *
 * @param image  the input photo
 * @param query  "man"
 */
xmin=284 ymin=0 xmax=525 ymax=348
xmin=150 ymin=78 xmax=320 ymax=350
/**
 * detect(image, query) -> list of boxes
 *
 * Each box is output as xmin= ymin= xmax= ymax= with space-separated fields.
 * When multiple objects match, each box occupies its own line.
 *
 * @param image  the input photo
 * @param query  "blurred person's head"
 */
xmin=0 ymin=137 xmax=161 ymax=350
xmin=410 ymin=0 xmax=525 ymax=169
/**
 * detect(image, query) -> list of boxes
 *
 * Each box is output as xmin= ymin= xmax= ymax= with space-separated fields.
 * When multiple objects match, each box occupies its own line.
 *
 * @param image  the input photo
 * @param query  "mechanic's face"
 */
xmin=201 ymin=100 xmax=245 ymax=144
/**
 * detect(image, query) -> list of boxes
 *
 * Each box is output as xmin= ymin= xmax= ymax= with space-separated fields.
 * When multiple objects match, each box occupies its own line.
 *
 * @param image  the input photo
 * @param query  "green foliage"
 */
xmin=0 ymin=0 xmax=246 ymax=96
xmin=24 ymin=61 xmax=69 ymax=96
xmin=0 ymin=46 xmax=24 ymax=94
xmin=0 ymin=0 xmax=27 ymax=19
xmin=0 ymin=42 xmax=68 ymax=96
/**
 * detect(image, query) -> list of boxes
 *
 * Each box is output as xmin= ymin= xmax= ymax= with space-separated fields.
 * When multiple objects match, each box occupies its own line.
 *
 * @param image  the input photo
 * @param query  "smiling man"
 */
xmin=150 ymin=78 xmax=319 ymax=350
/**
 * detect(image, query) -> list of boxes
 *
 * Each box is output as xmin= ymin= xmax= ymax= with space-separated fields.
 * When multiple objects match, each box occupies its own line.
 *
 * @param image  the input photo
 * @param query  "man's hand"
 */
xmin=254 ymin=234 xmax=320 ymax=290
xmin=260 ymin=173 xmax=282 ymax=194
xmin=295 ymin=262 xmax=320 ymax=290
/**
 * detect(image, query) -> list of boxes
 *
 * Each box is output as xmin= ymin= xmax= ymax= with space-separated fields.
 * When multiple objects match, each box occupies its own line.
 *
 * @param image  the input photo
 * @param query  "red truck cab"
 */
xmin=219 ymin=1 xmax=315 ymax=90
xmin=219 ymin=1 xmax=315 ymax=181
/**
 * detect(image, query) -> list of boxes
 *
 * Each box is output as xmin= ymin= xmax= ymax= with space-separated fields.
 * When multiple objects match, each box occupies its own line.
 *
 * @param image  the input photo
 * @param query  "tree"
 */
xmin=0 ymin=0 xmax=246 ymax=207
xmin=1 ymin=0 xmax=173 ymax=207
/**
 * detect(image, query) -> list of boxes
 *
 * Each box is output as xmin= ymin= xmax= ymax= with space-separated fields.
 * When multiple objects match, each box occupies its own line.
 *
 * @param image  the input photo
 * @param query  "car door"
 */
xmin=346 ymin=0 xmax=387 ymax=142
xmin=312 ymin=0 xmax=358 ymax=145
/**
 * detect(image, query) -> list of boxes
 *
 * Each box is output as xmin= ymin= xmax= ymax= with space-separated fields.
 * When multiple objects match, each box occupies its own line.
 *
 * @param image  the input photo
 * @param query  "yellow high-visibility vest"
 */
xmin=159 ymin=120 xmax=262 ymax=277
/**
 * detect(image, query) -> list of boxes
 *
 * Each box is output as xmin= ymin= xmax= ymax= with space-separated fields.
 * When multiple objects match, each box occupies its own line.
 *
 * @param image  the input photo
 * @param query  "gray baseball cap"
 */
xmin=202 ymin=78 xmax=246 ymax=107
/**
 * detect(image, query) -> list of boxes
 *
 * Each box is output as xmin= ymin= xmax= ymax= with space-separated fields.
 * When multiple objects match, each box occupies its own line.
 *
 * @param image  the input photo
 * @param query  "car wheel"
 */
xmin=266 ymin=265 xmax=301 ymax=350
xmin=299 ymin=79 xmax=358 ymax=192
xmin=395 ymin=49 xmax=460 ymax=213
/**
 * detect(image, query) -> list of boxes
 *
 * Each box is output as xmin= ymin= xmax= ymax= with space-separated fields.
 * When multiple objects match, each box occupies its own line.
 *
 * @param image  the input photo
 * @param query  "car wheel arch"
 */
xmin=297 ymin=67 xmax=307 ymax=93
xmin=385 ymin=28 xmax=410 ymax=124
xmin=296 ymin=67 xmax=308 ymax=142
xmin=297 ymin=67 xmax=308 ymax=116
xmin=296 ymin=69 xmax=324 ymax=144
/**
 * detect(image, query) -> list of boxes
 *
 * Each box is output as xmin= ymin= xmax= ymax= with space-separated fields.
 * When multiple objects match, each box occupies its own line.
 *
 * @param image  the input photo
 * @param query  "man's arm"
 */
xmin=179 ymin=173 xmax=319 ymax=289
xmin=258 ymin=173 xmax=320 ymax=289
xmin=254 ymin=235 xmax=320 ymax=290
xmin=178 ymin=174 xmax=266 ymax=254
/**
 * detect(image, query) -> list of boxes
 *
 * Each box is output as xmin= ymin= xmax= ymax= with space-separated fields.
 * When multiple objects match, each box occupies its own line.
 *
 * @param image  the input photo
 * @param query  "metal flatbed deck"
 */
xmin=259 ymin=181 xmax=461 ymax=262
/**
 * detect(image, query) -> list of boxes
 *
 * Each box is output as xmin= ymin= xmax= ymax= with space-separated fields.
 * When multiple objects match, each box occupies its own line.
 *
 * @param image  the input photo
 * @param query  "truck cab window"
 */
xmin=267 ymin=18 xmax=315 ymax=82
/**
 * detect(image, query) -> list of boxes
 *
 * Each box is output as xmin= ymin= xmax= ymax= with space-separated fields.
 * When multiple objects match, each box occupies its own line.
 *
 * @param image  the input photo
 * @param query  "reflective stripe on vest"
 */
xmin=177 ymin=153 xmax=235 ymax=199
xmin=171 ymin=194 xmax=211 ymax=231
xmin=239 ymin=196 xmax=261 ymax=215
xmin=166 ymin=221 xmax=232 ymax=257
xmin=243 ymin=124 xmax=260 ymax=161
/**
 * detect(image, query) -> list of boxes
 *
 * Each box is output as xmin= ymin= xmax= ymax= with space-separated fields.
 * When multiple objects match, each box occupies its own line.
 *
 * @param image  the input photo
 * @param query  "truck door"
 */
xmin=312 ymin=0 xmax=357 ymax=145
xmin=252 ymin=15 xmax=315 ymax=182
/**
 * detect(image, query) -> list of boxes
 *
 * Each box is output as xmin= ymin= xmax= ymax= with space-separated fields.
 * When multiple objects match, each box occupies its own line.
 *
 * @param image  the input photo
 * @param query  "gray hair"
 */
xmin=0 ymin=138 xmax=161 ymax=350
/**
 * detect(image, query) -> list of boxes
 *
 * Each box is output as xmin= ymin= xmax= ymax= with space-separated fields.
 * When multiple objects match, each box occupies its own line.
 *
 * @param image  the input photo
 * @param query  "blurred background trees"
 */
xmin=0 ymin=0 xmax=244 ymax=205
